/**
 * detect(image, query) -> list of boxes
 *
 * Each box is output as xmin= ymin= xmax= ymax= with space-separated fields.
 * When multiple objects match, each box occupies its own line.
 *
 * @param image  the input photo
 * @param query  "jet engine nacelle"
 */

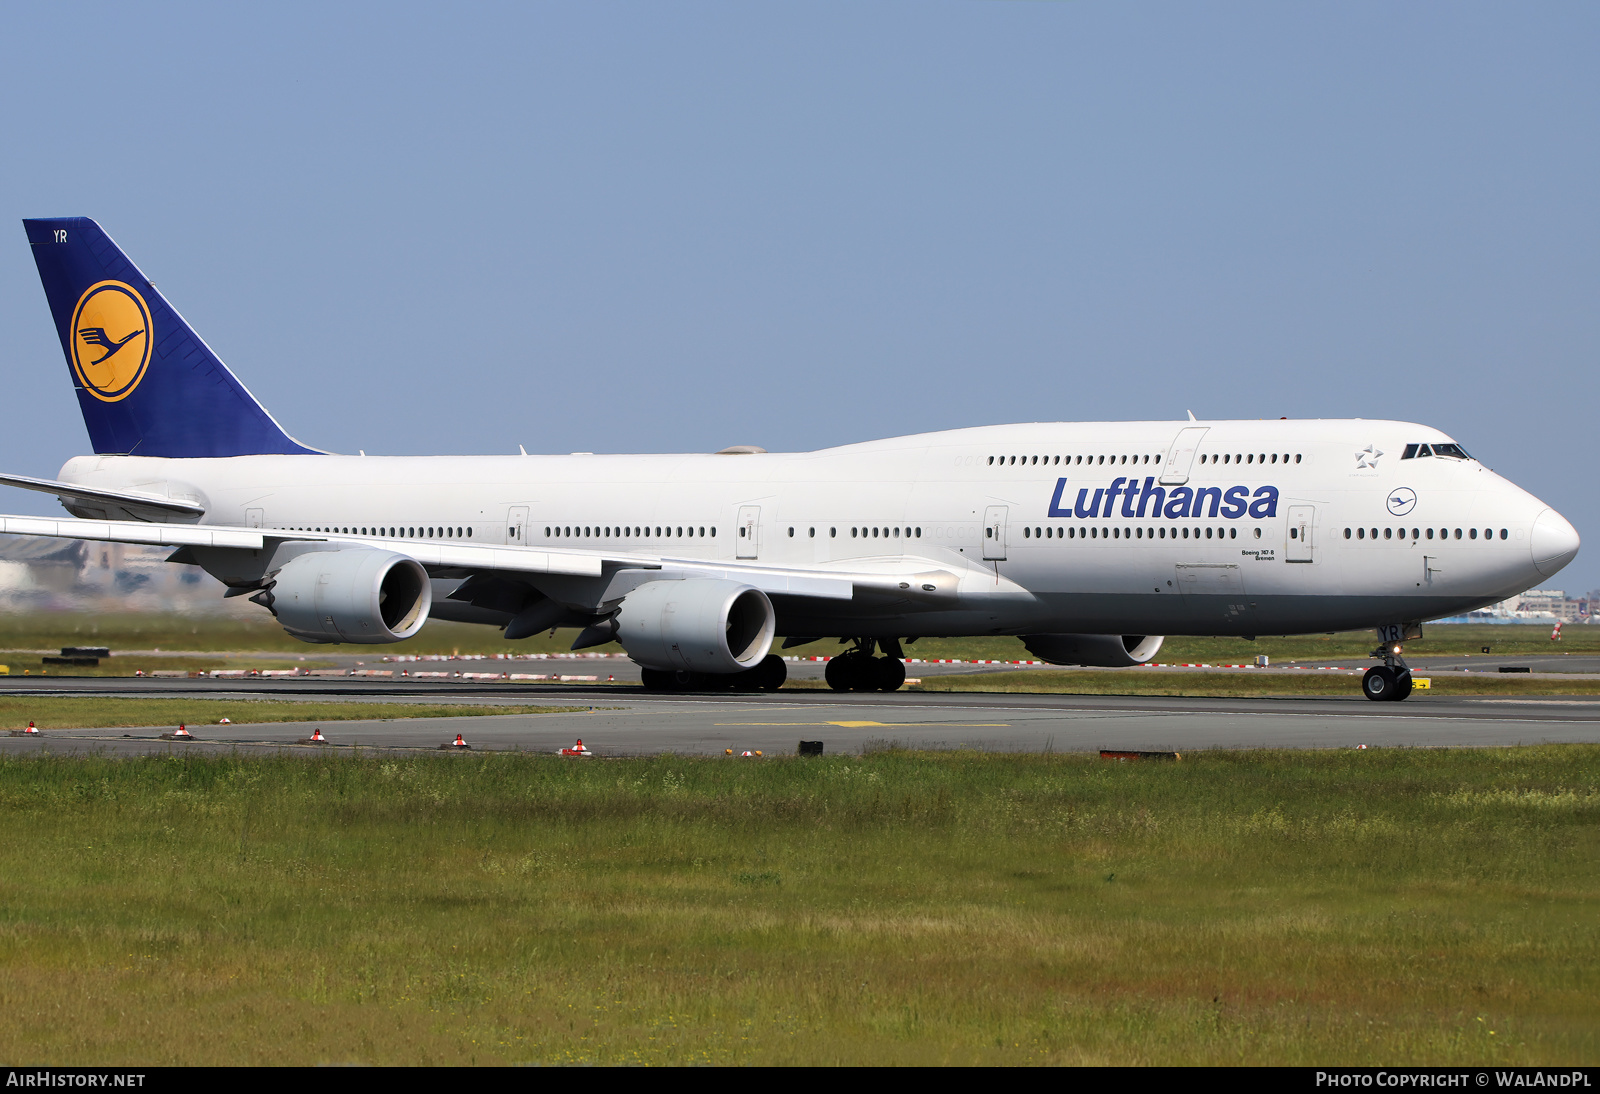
xmin=1021 ymin=633 xmax=1164 ymax=667
xmin=616 ymin=578 xmax=776 ymax=673
xmin=264 ymin=548 xmax=432 ymax=644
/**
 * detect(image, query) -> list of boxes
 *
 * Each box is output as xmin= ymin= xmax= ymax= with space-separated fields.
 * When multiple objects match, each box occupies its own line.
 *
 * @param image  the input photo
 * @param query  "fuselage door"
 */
xmin=1286 ymin=504 xmax=1314 ymax=562
xmin=1159 ymin=426 xmax=1209 ymax=485
xmin=737 ymin=505 xmax=761 ymax=559
xmin=508 ymin=505 xmax=529 ymax=544
xmin=983 ymin=505 xmax=1008 ymax=560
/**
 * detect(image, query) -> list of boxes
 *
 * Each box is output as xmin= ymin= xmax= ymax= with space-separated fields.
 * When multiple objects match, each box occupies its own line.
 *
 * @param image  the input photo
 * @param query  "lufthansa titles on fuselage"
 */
xmin=1046 ymin=476 xmax=1280 ymax=521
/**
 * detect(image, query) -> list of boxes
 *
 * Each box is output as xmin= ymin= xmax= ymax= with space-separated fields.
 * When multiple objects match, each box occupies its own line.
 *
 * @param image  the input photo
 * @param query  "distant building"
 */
xmin=1435 ymin=588 xmax=1590 ymax=624
xmin=1512 ymin=590 xmax=1586 ymax=623
xmin=0 ymin=534 xmax=225 ymax=613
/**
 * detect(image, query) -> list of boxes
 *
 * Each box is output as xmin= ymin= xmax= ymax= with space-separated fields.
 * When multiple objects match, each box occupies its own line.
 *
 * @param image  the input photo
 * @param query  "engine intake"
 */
xmin=261 ymin=548 xmax=432 ymax=644
xmin=1021 ymin=633 xmax=1164 ymax=667
xmin=616 ymin=578 xmax=776 ymax=673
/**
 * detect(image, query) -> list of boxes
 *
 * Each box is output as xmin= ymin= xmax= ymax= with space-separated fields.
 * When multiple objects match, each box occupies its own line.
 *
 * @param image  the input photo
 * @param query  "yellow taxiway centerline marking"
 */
xmin=714 ymin=721 xmax=1012 ymax=728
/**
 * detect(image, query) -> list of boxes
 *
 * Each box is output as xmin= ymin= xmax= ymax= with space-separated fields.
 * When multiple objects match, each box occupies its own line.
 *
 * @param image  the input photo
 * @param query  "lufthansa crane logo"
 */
xmin=70 ymin=280 xmax=152 ymax=402
xmin=1387 ymin=487 xmax=1417 ymax=516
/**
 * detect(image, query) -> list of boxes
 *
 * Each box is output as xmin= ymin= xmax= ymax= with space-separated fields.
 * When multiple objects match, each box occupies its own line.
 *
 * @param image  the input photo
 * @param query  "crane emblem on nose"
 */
xmin=1386 ymin=487 xmax=1417 ymax=516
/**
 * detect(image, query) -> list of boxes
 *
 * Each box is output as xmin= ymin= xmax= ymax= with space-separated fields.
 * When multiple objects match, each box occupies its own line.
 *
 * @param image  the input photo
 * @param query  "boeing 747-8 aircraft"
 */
xmin=5 ymin=217 xmax=1580 ymax=700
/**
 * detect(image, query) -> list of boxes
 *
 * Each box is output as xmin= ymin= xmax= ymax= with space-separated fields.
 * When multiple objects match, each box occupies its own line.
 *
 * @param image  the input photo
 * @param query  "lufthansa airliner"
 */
xmin=4 ymin=217 xmax=1579 ymax=701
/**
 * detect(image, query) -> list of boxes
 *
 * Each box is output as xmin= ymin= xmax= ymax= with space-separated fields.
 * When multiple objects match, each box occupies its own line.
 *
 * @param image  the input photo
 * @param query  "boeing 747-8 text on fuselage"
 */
xmin=6 ymin=218 xmax=1579 ymax=700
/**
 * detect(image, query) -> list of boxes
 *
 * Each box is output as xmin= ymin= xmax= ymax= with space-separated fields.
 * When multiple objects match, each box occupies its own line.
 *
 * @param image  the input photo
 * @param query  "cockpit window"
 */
xmin=1401 ymin=442 xmax=1470 ymax=460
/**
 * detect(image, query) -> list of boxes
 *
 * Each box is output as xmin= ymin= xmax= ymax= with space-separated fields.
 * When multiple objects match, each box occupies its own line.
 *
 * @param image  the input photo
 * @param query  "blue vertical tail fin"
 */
xmin=22 ymin=217 xmax=319 ymax=458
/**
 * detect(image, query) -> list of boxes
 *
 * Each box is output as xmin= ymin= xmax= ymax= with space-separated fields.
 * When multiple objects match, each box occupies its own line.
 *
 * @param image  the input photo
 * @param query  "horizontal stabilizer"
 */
xmin=0 ymin=472 xmax=205 ymax=519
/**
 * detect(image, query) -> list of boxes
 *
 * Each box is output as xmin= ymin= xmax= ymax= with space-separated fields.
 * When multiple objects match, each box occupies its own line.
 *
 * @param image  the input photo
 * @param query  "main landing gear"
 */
xmin=825 ymin=638 xmax=907 ymax=693
xmin=1362 ymin=638 xmax=1414 ymax=702
xmin=640 ymin=654 xmax=788 ymax=692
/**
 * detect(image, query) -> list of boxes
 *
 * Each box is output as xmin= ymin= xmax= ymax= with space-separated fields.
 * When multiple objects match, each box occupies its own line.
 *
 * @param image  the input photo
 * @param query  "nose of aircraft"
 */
xmin=1531 ymin=508 xmax=1581 ymax=577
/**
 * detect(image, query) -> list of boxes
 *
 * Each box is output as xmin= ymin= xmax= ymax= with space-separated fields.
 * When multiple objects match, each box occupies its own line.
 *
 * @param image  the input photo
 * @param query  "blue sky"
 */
xmin=1 ymin=2 xmax=1595 ymax=595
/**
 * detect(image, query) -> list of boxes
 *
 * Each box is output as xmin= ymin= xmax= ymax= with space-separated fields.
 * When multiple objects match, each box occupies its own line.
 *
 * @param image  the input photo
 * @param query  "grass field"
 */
xmin=0 ymin=747 xmax=1593 ymax=1065
xmin=0 ymin=614 xmax=1592 ymax=665
xmin=0 ymin=656 xmax=340 ymax=678
xmin=0 ymin=699 xmax=584 ymax=731
xmin=908 ymin=670 xmax=1600 ymax=698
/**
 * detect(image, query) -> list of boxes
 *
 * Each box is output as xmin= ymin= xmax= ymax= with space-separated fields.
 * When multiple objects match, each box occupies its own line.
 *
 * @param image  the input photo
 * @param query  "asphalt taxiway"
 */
xmin=1 ymin=677 xmax=1596 ymax=757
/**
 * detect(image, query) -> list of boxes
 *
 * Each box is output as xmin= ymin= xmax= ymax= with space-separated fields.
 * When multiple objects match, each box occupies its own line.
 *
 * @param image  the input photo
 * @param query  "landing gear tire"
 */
xmin=873 ymin=657 xmax=906 ymax=692
xmin=1391 ymin=670 xmax=1413 ymax=701
xmin=640 ymin=668 xmax=672 ymax=691
xmin=1363 ymin=666 xmax=1399 ymax=701
xmin=729 ymin=655 xmax=787 ymax=692
xmin=755 ymin=654 xmax=787 ymax=691
xmin=826 ymin=652 xmax=863 ymax=692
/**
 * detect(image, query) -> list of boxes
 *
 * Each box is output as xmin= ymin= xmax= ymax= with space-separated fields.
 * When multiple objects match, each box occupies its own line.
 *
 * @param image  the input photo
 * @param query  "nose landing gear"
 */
xmin=1362 ymin=665 xmax=1412 ymax=701
xmin=1363 ymin=637 xmax=1415 ymax=701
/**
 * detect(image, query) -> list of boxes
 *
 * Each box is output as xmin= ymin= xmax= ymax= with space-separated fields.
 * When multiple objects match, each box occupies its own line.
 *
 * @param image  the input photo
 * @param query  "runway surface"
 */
xmin=2 ymin=677 xmax=1597 ymax=756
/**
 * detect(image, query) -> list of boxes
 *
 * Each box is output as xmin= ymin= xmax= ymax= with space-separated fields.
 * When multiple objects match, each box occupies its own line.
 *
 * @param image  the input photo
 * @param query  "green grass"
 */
xmin=0 ymin=748 xmax=1593 ymax=1065
xmin=0 ymin=656 xmax=339 ymax=678
xmin=1 ymin=699 xmax=585 ymax=731
xmin=908 ymin=670 xmax=1600 ymax=697
xmin=2 ymin=613 xmax=1592 ymax=664
xmin=0 ymin=611 xmax=623 ymax=657
xmin=892 ymin=625 xmax=1599 ymax=665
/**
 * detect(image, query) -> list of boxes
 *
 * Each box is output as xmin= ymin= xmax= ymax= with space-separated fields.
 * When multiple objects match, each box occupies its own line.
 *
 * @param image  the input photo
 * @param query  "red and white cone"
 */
xmin=310 ymin=727 xmax=326 ymax=742
xmin=559 ymin=738 xmax=592 ymax=756
xmin=451 ymin=733 xmax=468 ymax=748
xmin=22 ymin=721 xmax=38 ymax=735
xmin=171 ymin=724 xmax=193 ymax=739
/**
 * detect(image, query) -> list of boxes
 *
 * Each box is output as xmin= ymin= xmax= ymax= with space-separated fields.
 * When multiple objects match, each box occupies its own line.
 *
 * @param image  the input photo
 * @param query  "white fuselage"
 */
xmin=54 ymin=418 xmax=1578 ymax=639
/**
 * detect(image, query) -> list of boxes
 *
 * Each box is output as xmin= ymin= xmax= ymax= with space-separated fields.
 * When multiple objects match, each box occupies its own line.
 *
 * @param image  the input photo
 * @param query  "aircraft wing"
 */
xmin=0 ymin=514 xmax=995 ymax=606
xmin=0 ymin=514 xmax=604 ymax=577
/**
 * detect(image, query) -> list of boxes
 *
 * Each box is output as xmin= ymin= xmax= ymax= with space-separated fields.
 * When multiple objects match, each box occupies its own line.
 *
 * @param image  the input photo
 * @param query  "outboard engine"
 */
xmin=254 ymin=548 xmax=432 ymax=644
xmin=616 ymin=578 xmax=776 ymax=673
xmin=1021 ymin=633 xmax=1164 ymax=667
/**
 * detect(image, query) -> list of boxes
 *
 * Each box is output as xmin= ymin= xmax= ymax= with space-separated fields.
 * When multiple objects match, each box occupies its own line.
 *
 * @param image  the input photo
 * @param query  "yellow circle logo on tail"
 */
xmin=70 ymin=280 xmax=152 ymax=402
